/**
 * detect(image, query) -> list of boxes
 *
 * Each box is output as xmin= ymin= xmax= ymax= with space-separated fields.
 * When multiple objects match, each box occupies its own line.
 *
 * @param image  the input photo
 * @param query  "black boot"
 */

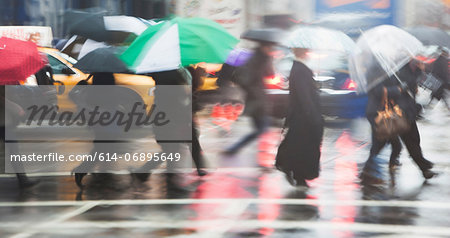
xmin=197 ymin=169 xmax=208 ymax=176
xmin=422 ymin=169 xmax=438 ymax=179
xmin=16 ymin=174 xmax=40 ymax=189
xmin=129 ymin=167 xmax=151 ymax=182
xmin=131 ymin=172 xmax=151 ymax=182
xmin=74 ymin=173 xmax=87 ymax=189
xmin=389 ymin=158 xmax=401 ymax=168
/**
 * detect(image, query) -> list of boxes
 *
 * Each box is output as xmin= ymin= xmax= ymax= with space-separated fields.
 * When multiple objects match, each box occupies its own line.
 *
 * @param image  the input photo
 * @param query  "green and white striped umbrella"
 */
xmin=120 ymin=17 xmax=239 ymax=73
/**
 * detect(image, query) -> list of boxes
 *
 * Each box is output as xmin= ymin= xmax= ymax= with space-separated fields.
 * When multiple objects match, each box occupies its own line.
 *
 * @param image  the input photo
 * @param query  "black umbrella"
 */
xmin=61 ymin=35 xmax=88 ymax=59
xmin=241 ymin=28 xmax=284 ymax=44
xmin=64 ymin=9 xmax=131 ymax=44
xmin=406 ymin=26 xmax=450 ymax=48
xmin=73 ymin=47 xmax=130 ymax=73
xmin=61 ymin=35 xmax=110 ymax=60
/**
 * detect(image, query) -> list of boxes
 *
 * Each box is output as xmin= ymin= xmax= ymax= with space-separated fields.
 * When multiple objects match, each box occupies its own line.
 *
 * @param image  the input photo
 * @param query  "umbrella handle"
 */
xmin=391 ymin=71 xmax=414 ymax=98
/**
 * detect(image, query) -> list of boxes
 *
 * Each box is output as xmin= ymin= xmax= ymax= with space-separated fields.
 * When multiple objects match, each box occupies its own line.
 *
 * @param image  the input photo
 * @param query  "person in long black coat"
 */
xmin=275 ymin=48 xmax=324 ymax=187
xmin=362 ymin=60 xmax=437 ymax=181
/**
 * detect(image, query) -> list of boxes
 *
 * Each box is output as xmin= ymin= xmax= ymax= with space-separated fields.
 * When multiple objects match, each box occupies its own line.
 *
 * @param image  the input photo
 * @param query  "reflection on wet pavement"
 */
xmin=0 ymin=103 xmax=449 ymax=237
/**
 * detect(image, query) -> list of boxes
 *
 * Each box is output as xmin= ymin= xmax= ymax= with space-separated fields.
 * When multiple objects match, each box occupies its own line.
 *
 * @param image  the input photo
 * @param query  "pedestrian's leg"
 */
xmin=361 ymin=128 xmax=387 ymax=181
xmin=132 ymin=155 xmax=164 ymax=182
xmin=190 ymin=119 xmax=207 ymax=176
xmin=224 ymin=115 xmax=268 ymax=154
xmin=389 ymin=137 xmax=402 ymax=167
xmin=399 ymin=122 xmax=436 ymax=179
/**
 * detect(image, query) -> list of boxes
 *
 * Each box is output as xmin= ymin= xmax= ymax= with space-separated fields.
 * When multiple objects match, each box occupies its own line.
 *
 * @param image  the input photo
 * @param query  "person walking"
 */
xmin=131 ymin=69 xmax=206 ymax=189
xmin=72 ymin=73 xmax=122 ymax=188
xmin=187 ymin=66 xmax=208 ymax=176
xmin=222 ymin=42 xmax=275 ymax=155
xmin=274 ymin=48 xmax=324 ymax=188
xmin=1 ymin=86 xmax=40 ymax=188
xmin=361 ymin=59 xmax=438 ymax=182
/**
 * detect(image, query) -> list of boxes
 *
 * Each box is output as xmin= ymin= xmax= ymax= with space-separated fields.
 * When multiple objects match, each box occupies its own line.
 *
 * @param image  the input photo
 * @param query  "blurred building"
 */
xmin=0 ymin=0 xmax=448 ymax=40
xmin=0 ymin=0 xmax=171 ymax=38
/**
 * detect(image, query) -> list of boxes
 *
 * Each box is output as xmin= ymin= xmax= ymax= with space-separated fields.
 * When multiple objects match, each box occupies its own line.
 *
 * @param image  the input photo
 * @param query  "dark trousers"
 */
xmin=364 ymin=121 xmax=433 ymax=173
xmin=1 ymin=126 xmax=27 ymax=180
xmin=389 ymin=136 xmax=402 ymax=163
xmin=226 ymin=114 xmax=269 ymax=153
xmin=189 ymin=119 xmax=204 ymax=170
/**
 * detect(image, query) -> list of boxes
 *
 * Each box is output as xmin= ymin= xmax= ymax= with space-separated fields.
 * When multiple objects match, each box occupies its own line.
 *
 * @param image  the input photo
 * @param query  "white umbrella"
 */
xmin=61 ymin=35 xmax=109 ymax=60
xmin=349 ymin=25 xmax=424 ymax=93
xmin=103 ymin=15 xmax=154 ymax=36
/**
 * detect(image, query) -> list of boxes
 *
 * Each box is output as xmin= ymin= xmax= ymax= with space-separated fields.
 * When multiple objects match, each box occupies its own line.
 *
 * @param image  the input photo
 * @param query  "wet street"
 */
xmin=1 ymin=102 xmax=449 ymax=238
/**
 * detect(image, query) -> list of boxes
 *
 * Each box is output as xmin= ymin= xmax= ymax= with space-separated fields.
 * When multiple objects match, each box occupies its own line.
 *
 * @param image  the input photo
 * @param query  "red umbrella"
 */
xmin=0 ymin=37 xmax=45 ymax=85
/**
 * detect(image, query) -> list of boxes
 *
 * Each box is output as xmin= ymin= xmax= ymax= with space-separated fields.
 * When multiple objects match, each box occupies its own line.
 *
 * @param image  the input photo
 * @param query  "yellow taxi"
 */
xmin=38 ymin=47 xmax=155 ymax=112
xmin=38 ymin=47 xmax=221 ymax=113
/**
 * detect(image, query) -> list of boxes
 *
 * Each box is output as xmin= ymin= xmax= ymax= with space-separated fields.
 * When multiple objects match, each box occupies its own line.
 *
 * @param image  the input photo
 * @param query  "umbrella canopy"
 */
xmin=65 ymin=9 xmax=149 ymax=44
xmin=65 ymin=9 xmax=108 ymax=42
xmin=103 ymin=15 xmax=151 ymax=36
xmin=283 ymin=26 xmax=356 ymax=54
xmin=241 ymin=28 xmax=284 ymax=44
xmin=120 ymin=17 xmax=239 ymax=74
xmin=55 ymin=39 xmax=68 ymax=51
xmin=73 ymin=47 xmax=130 ymax=73
xmin=61 ymin=35 xmax=109 ymax=60
xmin=349 ymin=25 xmax=424 ymax=93
xmin=0 ymin=37 xmax=45 ymax=84
xmin=62 ymin=17 xmax=160 ymax=60
xmin=406 ymin=26 xmax=450 ymax=48
xmin=225 ymin=48 xmax=253 ymax=67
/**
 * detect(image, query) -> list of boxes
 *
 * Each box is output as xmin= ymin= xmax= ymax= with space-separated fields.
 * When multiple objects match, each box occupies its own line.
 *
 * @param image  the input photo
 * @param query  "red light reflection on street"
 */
xmin=188 ymin=173 xmax=257 ymax=225
xmin=258 ymin=174 xmax=282 ymax=236
xmin=335 ymin=131 xmax=358 ymax=155
xmin=332 ymin=132 xmax=358 ymax=237
xmin=210 ymin=103 xmax=243 ymax=132
xmin=257 ymin=129 xmax=281 ymax=168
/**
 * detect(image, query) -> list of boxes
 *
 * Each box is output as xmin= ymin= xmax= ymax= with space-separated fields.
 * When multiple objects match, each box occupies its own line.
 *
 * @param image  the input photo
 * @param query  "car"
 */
xmin=267 ymin=48 xmax=368 ymax=118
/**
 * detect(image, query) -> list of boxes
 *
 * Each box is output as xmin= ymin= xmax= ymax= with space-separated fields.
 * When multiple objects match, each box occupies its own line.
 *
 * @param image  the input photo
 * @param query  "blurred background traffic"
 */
xmin=1 ymin=0 xmax=449 ymax=118
xmin=0 ymin=1 xmax=449 ymax=237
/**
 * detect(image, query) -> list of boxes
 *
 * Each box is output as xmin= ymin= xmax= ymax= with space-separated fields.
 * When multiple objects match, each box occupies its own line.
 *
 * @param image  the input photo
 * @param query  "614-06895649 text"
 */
xmin=9 ymin=152 xmax=182 ymax=163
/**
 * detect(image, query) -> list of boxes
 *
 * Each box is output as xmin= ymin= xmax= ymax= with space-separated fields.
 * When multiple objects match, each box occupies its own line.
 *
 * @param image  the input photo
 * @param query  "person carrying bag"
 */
xmin=362 ymin=60 xmax=437 ymax=182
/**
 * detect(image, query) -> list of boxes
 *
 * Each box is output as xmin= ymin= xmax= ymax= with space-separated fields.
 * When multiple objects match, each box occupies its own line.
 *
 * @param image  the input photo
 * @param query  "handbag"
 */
xmin=418 ymin=73 xmax=443 ymax=94
xmin=374 ymin=87 xmax=410 ymax=140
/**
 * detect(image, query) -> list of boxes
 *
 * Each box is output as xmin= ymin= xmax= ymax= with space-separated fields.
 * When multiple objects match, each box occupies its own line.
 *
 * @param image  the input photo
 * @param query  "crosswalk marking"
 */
xmin=1 ymin=198 xmax=449 ymax=209
xmin=2 ymin=220 xmax=450 ymax=237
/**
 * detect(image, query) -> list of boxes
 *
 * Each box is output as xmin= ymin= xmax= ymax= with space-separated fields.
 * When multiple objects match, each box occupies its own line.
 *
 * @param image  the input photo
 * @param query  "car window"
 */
xmin=56 ymin=52 xmax=78 ymax=65
xmin=46 ymin=54 xmax=75 ymax=75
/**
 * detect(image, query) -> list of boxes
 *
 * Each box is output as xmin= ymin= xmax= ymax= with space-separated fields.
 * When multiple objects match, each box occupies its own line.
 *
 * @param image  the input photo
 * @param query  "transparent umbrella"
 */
xmin=283 ymin=26 xmax=356 ymax=54
xmin=349 ymin=25 xmax=424 ymax=93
